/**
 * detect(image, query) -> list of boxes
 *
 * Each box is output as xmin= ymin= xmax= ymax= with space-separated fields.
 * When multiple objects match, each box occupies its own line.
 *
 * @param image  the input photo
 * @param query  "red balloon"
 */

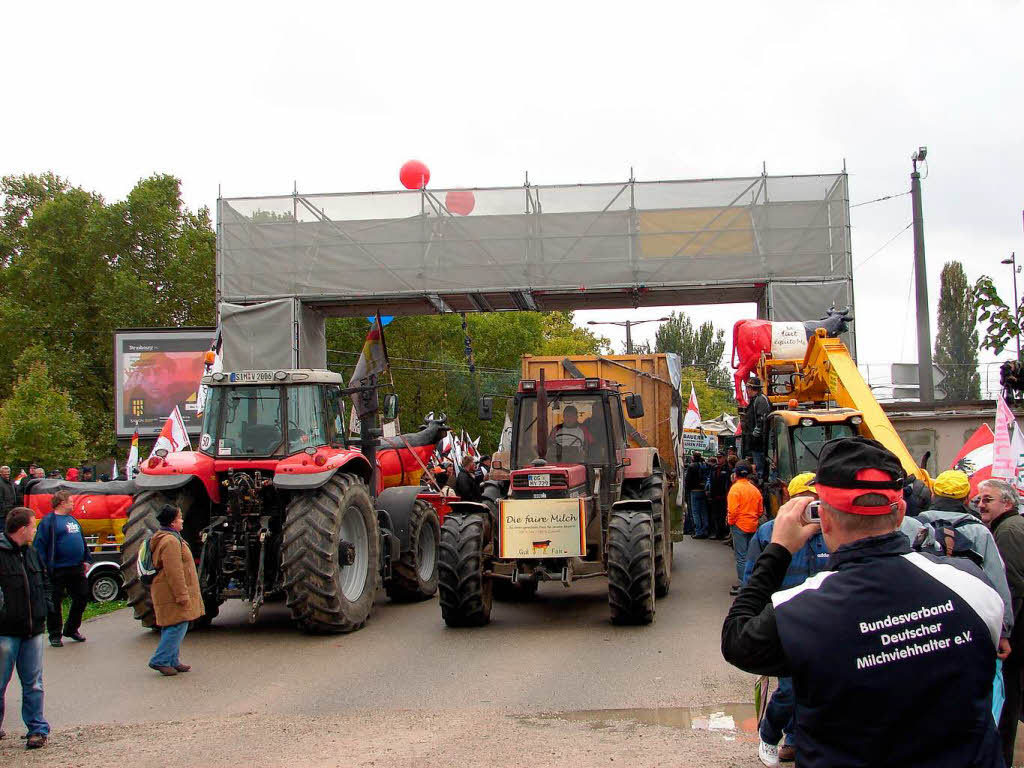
xmin=399 ymin=160 xmax=430 ymax=190
xmin=445 ymin=189 xmax=476 ymax=216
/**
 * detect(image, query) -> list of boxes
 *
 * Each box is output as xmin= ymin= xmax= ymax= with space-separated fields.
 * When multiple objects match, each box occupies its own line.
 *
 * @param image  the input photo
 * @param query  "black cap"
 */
xmin=747 ymin=377 xmax=763 ymax=390
xmin=734 ymin=462 xmax=752 ymax=477
xmin=816 ymin=437 xmax=905 ymax=490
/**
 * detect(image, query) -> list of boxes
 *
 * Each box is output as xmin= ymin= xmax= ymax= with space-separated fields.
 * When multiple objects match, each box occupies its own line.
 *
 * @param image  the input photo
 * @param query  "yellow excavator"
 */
xmin=756 ymin=328 xmax=929 ymax=515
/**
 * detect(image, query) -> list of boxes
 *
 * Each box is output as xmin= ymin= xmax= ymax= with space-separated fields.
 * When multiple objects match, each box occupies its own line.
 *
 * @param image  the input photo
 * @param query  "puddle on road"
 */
xmin=536 ymin=704 xmax=758 ymax=734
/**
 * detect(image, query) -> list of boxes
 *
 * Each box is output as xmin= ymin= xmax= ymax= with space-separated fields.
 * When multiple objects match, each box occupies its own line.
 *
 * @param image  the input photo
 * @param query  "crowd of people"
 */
xmin=720 ymin=435 xmax=1024 ymax=768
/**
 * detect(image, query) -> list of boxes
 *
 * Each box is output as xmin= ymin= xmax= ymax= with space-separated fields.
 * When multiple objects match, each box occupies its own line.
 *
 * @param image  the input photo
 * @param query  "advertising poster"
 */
xmin=114 ymin=328 xmax=216 ymax=437
xmin=499 ymin=498 xmax=586 ymax=559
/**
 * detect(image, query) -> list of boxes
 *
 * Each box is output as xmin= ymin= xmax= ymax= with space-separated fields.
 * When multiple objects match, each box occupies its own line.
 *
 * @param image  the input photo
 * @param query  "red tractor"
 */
xmin=122 ymin=369 xmax=447 ymax=633
xmin=438 ymin=375 xmax=671 ymax=627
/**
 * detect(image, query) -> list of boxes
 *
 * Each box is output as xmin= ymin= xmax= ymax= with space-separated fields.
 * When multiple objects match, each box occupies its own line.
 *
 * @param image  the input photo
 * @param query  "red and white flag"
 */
xmin=952 ymin=423 xmax=994 ymax=497
xmin=993 ymin=398 xmax=1016 ymax=481
xmin=683 ymin=384 xmax=702 ymax=429
xmin=150 ymin=406 xmax=192 ymax=457
xmin=349 ymin=313 xmax=390 ymax=419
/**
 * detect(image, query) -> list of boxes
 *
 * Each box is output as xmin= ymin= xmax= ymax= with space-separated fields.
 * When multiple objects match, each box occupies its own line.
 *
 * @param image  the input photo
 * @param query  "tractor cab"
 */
xmin=198 ymin=370 xmax=348 ymax=459
xmin=509 ymin=378 xmax=636 ymax=507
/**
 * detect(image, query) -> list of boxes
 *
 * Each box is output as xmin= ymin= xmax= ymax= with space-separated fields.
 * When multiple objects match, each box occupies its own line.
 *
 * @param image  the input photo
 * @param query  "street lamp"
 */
xmin=587 ymin=316 xmax=672 ymax=354
xmin=1001 ymin=251 xmax=1020 ymax=361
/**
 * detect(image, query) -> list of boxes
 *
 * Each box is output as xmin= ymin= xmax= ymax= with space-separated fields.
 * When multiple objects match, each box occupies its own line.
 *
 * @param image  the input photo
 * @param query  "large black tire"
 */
xmin=624 ymin=471 xmax=671 ymax=597
xmin=607 ymin=509 xmax=656 ymax=625
xmin=385 ymin=499 xmax=440 ymax=602
xmin=438 ymin=513 xmax=493 ymax=627
xmin=281 ymin=473 xmax=380 ymax=633
xmin=121 ymin=489 xmax=195 ymax=628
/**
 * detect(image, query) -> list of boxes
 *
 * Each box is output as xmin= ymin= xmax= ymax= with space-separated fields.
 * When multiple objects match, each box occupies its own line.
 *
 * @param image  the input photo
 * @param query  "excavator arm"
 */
xmin=775 ymin=329 xmax=926 ymax=481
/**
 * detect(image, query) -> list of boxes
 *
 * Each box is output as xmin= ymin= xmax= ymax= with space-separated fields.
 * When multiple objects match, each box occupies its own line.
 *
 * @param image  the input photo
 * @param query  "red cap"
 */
xmin=817 ymin=468 xmax=902 ymax=516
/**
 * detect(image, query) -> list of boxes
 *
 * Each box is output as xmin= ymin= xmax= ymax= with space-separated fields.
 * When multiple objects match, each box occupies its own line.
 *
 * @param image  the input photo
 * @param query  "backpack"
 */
xmin=137 ymin=532 xmax=161 ymax=586
xmin=913 ymin=516 xmax=985 ymax=568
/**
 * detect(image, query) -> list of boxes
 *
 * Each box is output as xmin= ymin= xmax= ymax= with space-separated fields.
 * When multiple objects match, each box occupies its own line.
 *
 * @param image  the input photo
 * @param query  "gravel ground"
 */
xmin=0 ymin=708 xmax=762 ymax=768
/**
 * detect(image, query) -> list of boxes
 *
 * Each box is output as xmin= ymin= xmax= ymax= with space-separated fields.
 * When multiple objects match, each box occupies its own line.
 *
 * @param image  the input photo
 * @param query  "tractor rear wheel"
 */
xmin=438 ymin=513 xmax=493 ymax=627
xmin=121 ymin=489 xmax=195 ymax=629
xmin=282 ymin=473 xmax=380 ymax=633
xmin=607 ymin=508 xmax=656 ymax=625
xmin=385 ymin=498 xmax=440 ymax=602
xmin=624 ymin=471 xmax=671 ymax=597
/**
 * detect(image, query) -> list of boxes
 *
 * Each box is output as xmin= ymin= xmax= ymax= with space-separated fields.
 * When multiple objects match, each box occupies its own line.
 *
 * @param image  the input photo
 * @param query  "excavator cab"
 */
xmin=764 ymin=408 xmax=861 ymax=517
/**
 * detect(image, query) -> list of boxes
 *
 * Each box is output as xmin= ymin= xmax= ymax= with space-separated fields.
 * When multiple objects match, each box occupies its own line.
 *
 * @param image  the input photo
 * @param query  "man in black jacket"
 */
xmin=742 ymin=378 xmax=771 ymax=482
xmin=454 ymin=455 xmax=482 ymax=502
xmin=722 ymin=438 xmax=1004 ymax=768
xmin=0 ymin=467 xmax=17 ymax=534
xmin=0 ymin=507 xmax=52 ymax=748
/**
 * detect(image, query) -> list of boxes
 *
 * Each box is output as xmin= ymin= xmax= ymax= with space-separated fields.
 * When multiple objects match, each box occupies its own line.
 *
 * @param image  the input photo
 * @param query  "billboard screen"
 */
xmin=114 ymin=328 xmax=216 ymax=438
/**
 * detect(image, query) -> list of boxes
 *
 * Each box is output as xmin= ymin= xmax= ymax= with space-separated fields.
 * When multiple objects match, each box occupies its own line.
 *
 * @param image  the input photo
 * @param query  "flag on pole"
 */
xmin=112 ymin=459 xmax=118 ymax=480
xmin=195 ymin=328 xmax=223 ymax=418
xmin=683 ymin=384 xmax=702 ymax=429
xmin=1012 ymin=422 xmax=1024 ymax=492
xmin=126 ymin=430 xmax=140 ymax=479
xmin=349 ymin=312 xmax=390 ymax=419
xmin=150 ymin=406 xmax=192 ymax=457
xmin=952 ymin=423 xmax=995 ymax=497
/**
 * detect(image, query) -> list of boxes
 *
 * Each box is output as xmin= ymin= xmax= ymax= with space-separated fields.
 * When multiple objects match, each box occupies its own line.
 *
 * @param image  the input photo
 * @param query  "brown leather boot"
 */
xmin=148 ymin=663 xmax=178 ymax=676
xmin=26 ymin=733 xmax=47 ymax=749
xmin=778 ymin=744 xmax=796 ymax=763
xmin=175 ymin=664 xmax=191 ymax=672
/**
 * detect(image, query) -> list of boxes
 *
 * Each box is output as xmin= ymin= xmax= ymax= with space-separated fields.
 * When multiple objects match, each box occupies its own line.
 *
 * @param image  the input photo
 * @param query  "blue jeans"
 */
xmin=150 ymin=621 xmax=189 ymax=668
xmin=0 ymin=633 xmax=49 ymax=736
xmin=731 ymin=526 xmax=753 ymax=582
xmin=689 ymin=492 xmax=709 ymax=537
xmin=760 ymin=676 xmax=796 ymax=747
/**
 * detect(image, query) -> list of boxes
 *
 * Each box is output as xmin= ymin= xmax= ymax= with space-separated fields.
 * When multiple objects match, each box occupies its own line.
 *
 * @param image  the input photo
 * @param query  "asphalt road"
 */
xmin=14 ymin=536 xmax=751 ymax=729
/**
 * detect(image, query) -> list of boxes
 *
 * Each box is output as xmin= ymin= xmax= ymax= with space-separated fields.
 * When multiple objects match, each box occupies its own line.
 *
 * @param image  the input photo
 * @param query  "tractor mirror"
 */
xmin=382 ymin=393 xmax=399 ymax=421
xmin=625 ymin=394 xmax=644 ymax=419
xmin=478 ymin=396 xmax=494 ymax=421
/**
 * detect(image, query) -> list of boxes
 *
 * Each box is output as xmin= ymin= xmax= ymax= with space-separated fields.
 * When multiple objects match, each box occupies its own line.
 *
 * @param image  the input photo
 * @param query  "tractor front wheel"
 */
xmin=282 ymin=473 xmax=380 ymax=633
xmin=438 ymin=513 xmax=493 ymax=627
xmin=624 ymin=471 xmax=671 ymax=597
xmin=385 ymin=498 xmax=440 ymax=602
xmin=607 ymin=508 xmax=656 ymax=626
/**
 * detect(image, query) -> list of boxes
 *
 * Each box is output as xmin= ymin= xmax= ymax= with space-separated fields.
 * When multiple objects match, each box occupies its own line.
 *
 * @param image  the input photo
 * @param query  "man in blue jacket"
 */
xmin=723 ymin=437 xmax=1004 ymax=768
xmin=33 ymin=490 xmax=90 ymax=647
xmin=743 ymin=472 xmax=827 ymax=766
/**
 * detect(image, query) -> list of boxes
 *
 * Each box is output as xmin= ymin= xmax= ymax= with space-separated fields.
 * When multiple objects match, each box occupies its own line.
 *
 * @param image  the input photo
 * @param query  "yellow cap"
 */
xmin=933 ymin=470 xmax=971 ymax=500
xmin=788 ymin=472 xmax=817 ymax=498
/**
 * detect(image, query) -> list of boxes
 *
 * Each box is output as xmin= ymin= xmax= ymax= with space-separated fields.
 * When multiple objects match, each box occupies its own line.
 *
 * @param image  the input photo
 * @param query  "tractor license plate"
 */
xmin=528 ymin=474 xmax=551 ymax=487
xmin=229 ymin=370 xmax=275 ymax=383
xmin=499 ymin=498 xmax=586 ymax=559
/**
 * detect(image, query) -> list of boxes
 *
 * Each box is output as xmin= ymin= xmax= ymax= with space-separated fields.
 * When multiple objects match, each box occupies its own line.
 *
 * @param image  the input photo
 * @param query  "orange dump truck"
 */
xmin=520 ymin=354 xmax=683 ymax=511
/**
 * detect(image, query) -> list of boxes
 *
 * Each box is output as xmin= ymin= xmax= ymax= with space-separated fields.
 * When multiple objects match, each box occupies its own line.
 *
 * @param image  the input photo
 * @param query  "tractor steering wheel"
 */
xmin=553 ymin=432 xmax=585 ymax=450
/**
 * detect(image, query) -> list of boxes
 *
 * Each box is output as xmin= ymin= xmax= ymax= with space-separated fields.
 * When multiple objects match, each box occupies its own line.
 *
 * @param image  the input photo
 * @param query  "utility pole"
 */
xmin=911 ymin=147 xmax=934 ymax=401
xmin=1001 ymin=251 xmax=1020 ymax=361
xmin=587 ymin=316 xmax=672 ymax=355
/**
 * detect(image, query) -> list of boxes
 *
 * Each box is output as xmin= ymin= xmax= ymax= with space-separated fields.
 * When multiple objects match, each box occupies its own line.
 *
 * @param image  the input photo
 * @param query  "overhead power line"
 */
xmin=850 ymin=191 xmax=910 ymax=209
xmin=853 ymin=222 xmax=913 ymax=271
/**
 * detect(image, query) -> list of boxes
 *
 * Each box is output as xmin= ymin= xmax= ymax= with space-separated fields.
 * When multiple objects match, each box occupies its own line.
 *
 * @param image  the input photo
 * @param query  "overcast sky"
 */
xmin=5 ymin=1 xmax=1022 ymax=395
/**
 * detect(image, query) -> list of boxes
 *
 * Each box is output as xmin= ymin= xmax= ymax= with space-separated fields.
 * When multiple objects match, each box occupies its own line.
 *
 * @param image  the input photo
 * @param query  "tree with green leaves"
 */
xmin=0 ymin=360 xmax=87 ymax=470
xmin=0 ymin=172 xmax=215 ymax=459
xmin=934 ymin=261 xmax=980 ymax=400
xmin=326 ymin=311 xmax=607 ymax=450
xmin=975 ymin=273 xmax=1023 ymax=361
xmin=653 ymin=311 xmax=732 ymax=393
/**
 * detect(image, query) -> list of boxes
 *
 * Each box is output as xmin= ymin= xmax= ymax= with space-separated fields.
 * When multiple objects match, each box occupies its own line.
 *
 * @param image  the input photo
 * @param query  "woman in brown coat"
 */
xmin=147 ymin=504 xmax=202 ymax=676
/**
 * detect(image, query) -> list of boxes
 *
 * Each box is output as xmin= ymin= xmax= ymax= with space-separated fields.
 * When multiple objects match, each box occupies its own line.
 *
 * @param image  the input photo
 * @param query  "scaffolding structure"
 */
xmin=216 ymin=171 xmax=855 ymax=366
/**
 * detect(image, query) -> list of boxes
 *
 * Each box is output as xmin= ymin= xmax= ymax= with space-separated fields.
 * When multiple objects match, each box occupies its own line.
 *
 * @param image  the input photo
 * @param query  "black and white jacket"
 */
xmin=722 ymin=531 xmax=1003 ymax=768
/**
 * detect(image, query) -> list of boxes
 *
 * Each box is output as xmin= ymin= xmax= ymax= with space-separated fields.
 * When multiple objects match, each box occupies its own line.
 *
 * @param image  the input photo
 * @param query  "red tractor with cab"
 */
xmin=438 ymin=374 xmax=671 ymax=627
xmin=122 ymin=368 xmax=447 ymax=634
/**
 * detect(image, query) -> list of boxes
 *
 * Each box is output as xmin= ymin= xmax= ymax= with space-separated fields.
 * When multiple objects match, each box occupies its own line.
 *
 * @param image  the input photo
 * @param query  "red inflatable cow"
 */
xmin=731 ymin=308 xmax=853 ymax=405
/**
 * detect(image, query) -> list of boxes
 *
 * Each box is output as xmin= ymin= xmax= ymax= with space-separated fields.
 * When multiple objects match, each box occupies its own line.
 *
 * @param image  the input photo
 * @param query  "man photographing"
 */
xmin=722 ymin=437 xmax=1004 ymax=768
